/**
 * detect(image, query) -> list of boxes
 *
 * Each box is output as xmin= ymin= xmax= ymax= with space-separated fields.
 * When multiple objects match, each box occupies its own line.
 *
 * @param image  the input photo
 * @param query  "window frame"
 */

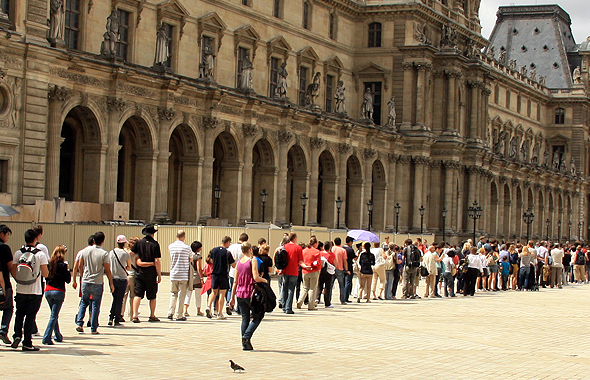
xmin=325 ymin=74 xmax=334 ymax=112
xmin=368 ymin=22 xmax=382 ymax=48
xmin=273 ymin=0 xmax=282 ymax=18
xmin=555 ymin=108 xmax=565 ymax=124
xmin=298 ymin=65 xmax=309 ymax=106
xmin=116 ymin=8 xmax=132 ymax=61
xmin=0 ymin=159 xmax=7 ymax=193
xmin=64 ymin=0 xmax=81 ymax=50
xmin=329 ymin=11 xmax=337 ymax=40
xmin=237 ymin=46 xmax=251 ymax=88
xmin=302 ymin=1 xmax=312 ymax=30
xmin=269 ymin=56 xmax=280 ymax=98
xmin=364 ymin=81 xmax=383 ymax=125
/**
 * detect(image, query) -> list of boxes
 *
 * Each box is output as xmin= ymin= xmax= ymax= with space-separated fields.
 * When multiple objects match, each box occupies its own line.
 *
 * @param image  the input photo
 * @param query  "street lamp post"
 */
xmin=467 ymin=201 xmax=482 ymax=244
xmin=545 ymin=219 xmax=550 ymax=241
xmin=579 ymin=221 xmax=583 ymax=241
xmin=568 ymin=221 xmax=572 ymax=243
xmin=442 ymin=207 xmax=447 ymax=244
xmin=367 ymin=200 xmax=374 ymax=231
xmin=522 ymin=209 xmax=534 ymax=242
xmin=214 ymin=185 xmax=222 ymax=219
xmin=335 ymin=196 xmax=343 ymax=229
xmin=557 ymin=220 xmax=562 ymax=243
xmin=419 ymin=205 xmax=425 ymax=236
xmin=300 ymin=193 xmax=308 ymax=226
xmin=260 ymin=189 xmax=268 ymax=222
xmin=394 ymin=203 xmax=401 ymax=234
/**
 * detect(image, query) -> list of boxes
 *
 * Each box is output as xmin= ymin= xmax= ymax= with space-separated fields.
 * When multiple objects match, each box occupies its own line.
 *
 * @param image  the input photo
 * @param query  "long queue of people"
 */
xmin=1 ymin=222 xmax=586 ymax=352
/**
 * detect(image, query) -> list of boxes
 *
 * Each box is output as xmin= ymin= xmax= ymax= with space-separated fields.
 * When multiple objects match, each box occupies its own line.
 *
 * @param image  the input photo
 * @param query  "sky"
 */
xmin=479 ymin=0 xmax=590 ymax=43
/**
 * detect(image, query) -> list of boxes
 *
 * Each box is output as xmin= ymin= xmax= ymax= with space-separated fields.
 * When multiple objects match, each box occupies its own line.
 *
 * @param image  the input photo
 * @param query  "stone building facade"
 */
xmin=0 ymin=0 xmax=588 ymax=242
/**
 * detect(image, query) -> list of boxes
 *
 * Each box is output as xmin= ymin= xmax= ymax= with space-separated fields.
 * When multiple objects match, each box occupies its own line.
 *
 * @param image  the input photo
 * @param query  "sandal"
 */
xmin=132 ymin=318 xmax=140 ymax=323
xmin=148 ymin=316 xmax=160 ymax=322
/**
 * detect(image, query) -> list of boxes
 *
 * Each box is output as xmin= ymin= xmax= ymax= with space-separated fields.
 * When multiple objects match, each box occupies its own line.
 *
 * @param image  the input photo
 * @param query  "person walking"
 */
xmin=331 ymin=237 xmax=348 ymax=305
xmin=109 ymin=235 xmax=130 ymax=326
xmin=442 ymin=249 xmax=456 ymax=297
xmin=0 ymin=224 xmax=13 ymax=345
xmin=184 ymin=241 xmax=204 ymax=317
xmin=297 ymin=237 xmax=321 ymax=311
xmin=227 ymin=233 xmax=248 ymax=315
xmin=280 ymin=233 xmax=304 ymax=314
xmin=573 ymin=245 xmax=586 ymax=284
xmin=550 ymin=243 xmax=564 ymax=288
xmin=42 ymin=245 xmax=71 ymax=344
xmin=167 ymin=230 xmax=192 ymax=321
xmin=11 ymin=229 xmax=48 ymax=351
xmin=463 ymin=247 xmax=483 ymax=296
xmin=229 ymin=242 xmax=268 ymax=350
xmin=206 ymin=236 xmax=235 ymax=320
xmin=131 ymin=224 xmax=162 ymax=323
xmin=75 ymin=232 xmax=114 ymax=334
xmin=357 ymin=242 xmax=375 ymax=303
xmin=422 ymin=245 xmax=438 ymax=298
xmin=402 ymin=239 xmax=421 ymax=299
xmin=121 ymin=236 xmax=139 ymax=322
xmin=370 ymin=243 xmax=387 ymax=300
xmin=343 ymin=236 xmax=356 ymax=302
xmin=316 ymin=241 xmax=335 ymax=308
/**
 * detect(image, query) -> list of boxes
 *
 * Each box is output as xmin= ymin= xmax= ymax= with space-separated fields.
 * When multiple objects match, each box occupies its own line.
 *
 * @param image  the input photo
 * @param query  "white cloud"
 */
xmin=480 ymin=0 xmax=590 ymax=43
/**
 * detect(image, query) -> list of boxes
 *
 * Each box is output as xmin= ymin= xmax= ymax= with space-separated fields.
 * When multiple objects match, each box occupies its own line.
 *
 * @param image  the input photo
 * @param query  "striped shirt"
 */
xmin=169 ymin=240 xmax=192 ymax=281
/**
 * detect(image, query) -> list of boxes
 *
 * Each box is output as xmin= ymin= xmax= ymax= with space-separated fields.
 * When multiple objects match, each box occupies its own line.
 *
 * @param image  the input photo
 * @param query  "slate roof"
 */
xmin=486 ymin=5 xmax=577 ymax=89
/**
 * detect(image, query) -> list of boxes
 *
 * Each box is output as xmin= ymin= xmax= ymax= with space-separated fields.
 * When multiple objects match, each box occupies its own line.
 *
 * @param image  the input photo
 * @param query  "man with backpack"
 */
xmin=11 ymin=229 xmax=48 ymax=351
xmin=573 ymin=246 xmax=586 ymax=284
xmin=0 ymin=224 xmax=13 ymax=345
xmin=402 ymin=239 xmax=421 ymax=299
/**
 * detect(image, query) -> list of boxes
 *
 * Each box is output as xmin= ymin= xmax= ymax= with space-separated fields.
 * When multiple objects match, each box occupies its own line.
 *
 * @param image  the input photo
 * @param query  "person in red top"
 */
xmin=316 ymin=241 xmax=336 ymax=308
xmin=280 ymin=233 xmax=305 ymax=314
xmin=331 ymin=237 xmax=349 ymax=305
xmin=297 ymin=237 xmax=321 ymax=311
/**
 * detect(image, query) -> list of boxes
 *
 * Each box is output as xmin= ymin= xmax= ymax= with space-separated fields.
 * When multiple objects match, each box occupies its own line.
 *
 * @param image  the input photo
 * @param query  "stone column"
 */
xmin=134 ymin=150 xmax=158 ymax=222
xmin=104 ymin=98 xmax=127 ymax=205
xmin=306 ymin=138 xmax=323 ymax=226
xmin=414 ymin=64 xmax=429 ymax=128
xmin=275 ymin=131 xmax=293 ymax=227
xmin=395 ymin=156 xmax=411 ymax=232
xmin=497 ymin=180 xmax=506 ymax=238
xmin=444 ymin=163 xmax=455 ymax=234
xmin=401 ymin=63 xmax=414 ymax=130
xmin=411 ymin=158 xmax=426 ymax=231
xmin=45 ymin=90 xmax=66 ymax=200
xmin=446 ymin=72 xmax=458 ymax=132
xmin=363 ymin=152 xmax=375 ymax=230
xmin=468 ymin=82 xmax=479 ymax=139
xmin=239 ymin=130 xmax=256 ymax=225
xmin=180 ymin=156 xmax=201 ymax=223
xmin=153 ymin=117 xmax=173 ymax=223
xmin=197 ymin=119 xmax=219 ymax=224
xmin=385 ymin=155 xmax=397 ymax=232
xmin=336 ymin=144 xmax=350 ymax=229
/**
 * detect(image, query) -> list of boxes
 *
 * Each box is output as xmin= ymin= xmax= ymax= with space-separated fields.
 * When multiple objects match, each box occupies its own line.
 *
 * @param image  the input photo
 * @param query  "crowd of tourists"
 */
xmin=0 ymin=222 xmax=588 ymax=352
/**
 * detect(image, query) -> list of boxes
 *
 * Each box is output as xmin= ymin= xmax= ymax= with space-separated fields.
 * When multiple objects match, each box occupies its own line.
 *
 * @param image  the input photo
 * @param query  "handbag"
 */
xmin=451 ymin=265 xmax=457 ymax=277
xmin=420 ymin=265 xmax=429 ymax=277
xmin=192 ymin=256 xmax=202 ymax=289
xmin=384 ymin=253 xmax=394 ymax=271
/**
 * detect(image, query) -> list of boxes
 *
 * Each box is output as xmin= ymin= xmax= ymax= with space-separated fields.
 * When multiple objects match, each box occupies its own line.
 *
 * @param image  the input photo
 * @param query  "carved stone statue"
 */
xmin=334 ymin=80 xmax=346 ymax=114
xmin=153 ymin=24 xmax=171 ymax=67
xmin=200 ymin=42 xmax=215 ymax=80
xmin=486 ymin=46 xmax=495 ymax=59
xmin=11 ymin=78 xmax=21 ymax=129
xmin=361 ymin=87 xmax=374 ymax=121
xmin=274 ymin=62 xmax=288 ymax=99
xmin=440 ymin=23 xmax=458 ymax=49
xmin=571 ymin=157 xmax=577 ymax=175
xmin=498 ymin=50 xmax=507 ymax=65
xmin=494 ymin=131 xmax=506 ymax=154
xmin=385 ymin=95 xmax=396 ymax=129
xmin=519 ymin=65 xmax=528 ymax=77
xmin=49 ymin=0 xmax=64 ymax=43
xmin=305 ymin=72 xmax=321 ymax=107
xmin=101 ymin=10 xmax=120 ymax=58
xmin=560 ymin=153 xmax=567 ymax=172
xmin=509 ymin=136 xmax=518 ymax=159
xmin=539 ymin=76 xmax=547 ymax=86
xmin=530 ymin=68 xmax=537 ymax=81
xmin=414 ymin=23 xmax=432 ymax=45
xmin=509 ymin=59 xmax=517 ymax=71
xmin=573 ymin=66 xmax=583 ymax=84
xmin=543 ymin=145 xmax=549 ymax=167
xmin=531 ymin=142 xmax=540 ymax=164
xmin=552 ymin=151 xmax=560 ymax=171
xmin=464 ymin=38 xmax=479 ymax=59
xmin=238 ymin=55 xmax=254 ymax=91
xmin=520 ymin=140 xmax=529 ymax=162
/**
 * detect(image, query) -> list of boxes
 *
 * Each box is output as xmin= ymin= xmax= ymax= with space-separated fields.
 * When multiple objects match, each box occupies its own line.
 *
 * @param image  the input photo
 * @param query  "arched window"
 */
xmin=555 ymin=108 xmax=565 ymax=124
xmin=368 ymin=22 xmax=382 ymax=48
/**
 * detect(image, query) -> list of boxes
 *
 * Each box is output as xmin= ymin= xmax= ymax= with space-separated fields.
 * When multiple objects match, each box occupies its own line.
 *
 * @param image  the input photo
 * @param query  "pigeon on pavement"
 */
xmin=230 ymin=360 xmax=245 ymax=373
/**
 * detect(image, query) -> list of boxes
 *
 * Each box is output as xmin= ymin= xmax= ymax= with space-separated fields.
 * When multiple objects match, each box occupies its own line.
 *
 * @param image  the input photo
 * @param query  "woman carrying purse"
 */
xmin=184 ymin=241 xmax=204 ymax=317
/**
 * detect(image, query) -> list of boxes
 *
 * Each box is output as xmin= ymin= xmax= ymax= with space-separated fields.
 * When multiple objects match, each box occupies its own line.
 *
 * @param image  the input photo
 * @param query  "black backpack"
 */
xmin=409 ymin=245 xmax=421 ymax=268
xmin=576 ymin=251 xmax=586 ymax=265
xmin=274 ymin=247 xmax=289 ymax=270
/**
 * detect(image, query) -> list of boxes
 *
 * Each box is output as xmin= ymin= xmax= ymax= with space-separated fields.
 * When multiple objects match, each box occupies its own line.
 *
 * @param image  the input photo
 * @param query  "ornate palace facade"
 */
xmin=0 ymin=0 xmax=588 ymax=241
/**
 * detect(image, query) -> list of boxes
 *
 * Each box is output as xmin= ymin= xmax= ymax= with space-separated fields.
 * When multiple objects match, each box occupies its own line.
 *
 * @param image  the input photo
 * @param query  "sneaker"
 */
xmin=285 ymin=310 xmax=294 ymax=314
xmin=22 ymin=344 xmax=40 ymax=352
xmin=325 ymin=305 xmax=334 ymax=308
xmin=216 ymin=314 xmax=227 ymax=320
xmin=206 ymin=309 xmax=212 ymax=319
xmin=42 ymin=340 xmax=54 ymax=345
xmin=108 ymin=319 xmax=113 ymax=326
xmin=0 ymin=332 xmax=11 ymax=345
xmin=76 ymin=326 xmax=84 ymax=333
xmin=11 ymin=336 xmax=21 ymax=348
xmin=114 ymin=321 xmax=123 ymax=327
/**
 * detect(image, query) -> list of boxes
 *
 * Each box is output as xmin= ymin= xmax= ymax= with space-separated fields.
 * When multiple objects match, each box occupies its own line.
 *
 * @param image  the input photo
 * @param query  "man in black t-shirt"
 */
xmin=131 ymin=224 xmax=162 ymax=323
xmin=0 ymin=224 xmax=13 ymax=344
xmin=206 ymin=236 xmax=235 ymax=320
xmin=344 ymin=236 xmax=357 ymax=303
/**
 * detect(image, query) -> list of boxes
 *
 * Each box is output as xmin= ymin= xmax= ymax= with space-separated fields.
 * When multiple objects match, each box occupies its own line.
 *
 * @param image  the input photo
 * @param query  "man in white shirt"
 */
xmin=536 ymin=241 xmax=549 ymax=288
xmin=11 ymin=229 xmax=48 ymax=351
xmin=227 ymin=233 xmax=248 ymax=315
xmin=422 ymin=246 xmax=438 ymax=298
xmin=550 ymin=243 xmax=564 ymax=289
xmin=167 ymin=230 xmax=192 ymax=321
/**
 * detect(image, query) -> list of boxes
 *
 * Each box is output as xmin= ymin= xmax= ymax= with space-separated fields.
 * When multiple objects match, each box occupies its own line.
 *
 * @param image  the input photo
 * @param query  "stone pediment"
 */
xmin=234 ymin=25 xmax=261 ymax=58
xmin=297 ymin=46 xmax=320 ymax=71
xmin=157 ymin=0 xmax=190 ymax=39
xmin=267 ymin=36 xmax=292 ymax=62
xmin=197 ymin=12 xmax=227 ymax=50
xmin=352 ymin=62 xmax=391 ymax=90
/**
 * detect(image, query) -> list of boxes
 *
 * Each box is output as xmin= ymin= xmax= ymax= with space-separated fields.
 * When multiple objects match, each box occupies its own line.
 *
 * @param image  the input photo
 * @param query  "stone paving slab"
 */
xmin=2 ymin=278 xmax=590 ymax=379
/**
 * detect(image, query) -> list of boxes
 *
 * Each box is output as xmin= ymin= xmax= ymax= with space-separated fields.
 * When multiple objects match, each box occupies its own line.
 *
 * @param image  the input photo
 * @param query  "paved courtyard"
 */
xmin=3 ymin=278 xmax=590 ymax=379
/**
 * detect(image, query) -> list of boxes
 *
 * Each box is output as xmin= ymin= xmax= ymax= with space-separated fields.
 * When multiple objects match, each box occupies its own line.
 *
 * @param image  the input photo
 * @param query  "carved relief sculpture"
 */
xmin=305 ymin=72 xmax=321 ymax=108
xmin=274 ymin=62 xmax=288 ymax=99
xmin=414 ymin=23 xmax=432 ymax=45
xmin=440 ymin=23 xmax=458 ymax=49
xmin=385 ymin=95 xmax=396 ymax=130
xmin=361 ymin=87 xmax=374 ymax=122
xmin=48 ymin=0 xmax=65 ymax=45
xmin=539 ymin=76 xmax=547 ymax=86
xmin=543 ymin=145 xmax=549 ymax=167
xmin=519 ymin=65 xmax=528 ymax=77
xmin=101 ymin=10 xmax=120 ymax=58
xmin=334 ymin=80 xmax=346 ymax=114
xmin=520 ymin=139 xmax=529 ymax=162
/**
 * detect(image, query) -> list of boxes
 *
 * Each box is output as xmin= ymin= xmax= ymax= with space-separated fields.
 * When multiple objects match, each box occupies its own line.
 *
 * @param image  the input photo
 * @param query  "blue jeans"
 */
xmin=519 ymin=265 xmax=531 ymax=289
xmin=334 ymin=269 xmax=346 ymax=303
xmin=385 ymin=270 xmax=395 ymax=299
xmin=43 ymin=290 xmax=65 ymax=343
xmin=77 ymin=283 xmax=104 ymax=332
xmin=345 ymin=272 xmax=354 ymax=301
xmin=109 ymin=279 xmax=127 ymax=321
xmin=0 ymin=287 xmax=13 ymax=335
xmin=237 ymin=298 xmax=261 ymax=341
xmin=280 ymin=274 xmax=297 ymax=313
